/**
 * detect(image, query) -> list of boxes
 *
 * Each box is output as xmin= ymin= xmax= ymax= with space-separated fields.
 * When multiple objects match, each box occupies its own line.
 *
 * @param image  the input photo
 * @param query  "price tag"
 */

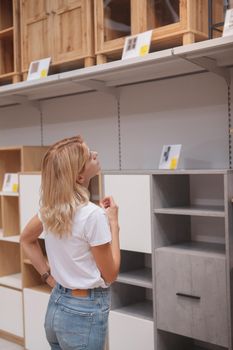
xmin=223 ymin=9 xmax=233 ymax=37
xmin=159 ymin=145 xmax=182 ymax=170
xmin=122 ymin=30 xmax=152 ymax=60
xmin=27 ymin=57 xmax=51 ymax=81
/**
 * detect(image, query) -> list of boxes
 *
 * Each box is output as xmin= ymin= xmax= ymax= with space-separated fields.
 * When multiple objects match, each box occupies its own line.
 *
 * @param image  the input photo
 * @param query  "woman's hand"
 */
xmin=46 ymin=275 xmax=56 ymax=288
xmin=100 ymin=196 xmax=119 ymax=228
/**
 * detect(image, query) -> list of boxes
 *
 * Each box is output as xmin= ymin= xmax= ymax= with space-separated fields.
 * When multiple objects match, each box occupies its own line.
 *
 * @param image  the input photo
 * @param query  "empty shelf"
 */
xmin=117 ymin=268 xmax=152 ymax=288
xmin=0 ymin=273 xmax=22 ymax=289
xmin=0 ymin=234 xmax=20 ymax=243
xmin=154 ymin=205 xmax=225 ymax=217
xmin=113 ymin=300 xmax=153 ymax=321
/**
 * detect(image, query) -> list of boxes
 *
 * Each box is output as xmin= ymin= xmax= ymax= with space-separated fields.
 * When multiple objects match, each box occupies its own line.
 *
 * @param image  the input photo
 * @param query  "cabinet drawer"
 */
xmin=0 ymin=286 xmax=23 ymax=337
xmin=104 ymin=175 xmax=152 ymax=253
xmin=109 ymin=310 xmax=154 ymax=350
xmin=155 ymin=248 xmax=228 ymax=347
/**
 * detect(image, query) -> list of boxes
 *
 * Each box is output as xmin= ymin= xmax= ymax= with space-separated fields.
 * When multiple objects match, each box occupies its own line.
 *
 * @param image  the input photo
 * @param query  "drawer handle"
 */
xmin=176 ymin=292 xmax=201 ymax=300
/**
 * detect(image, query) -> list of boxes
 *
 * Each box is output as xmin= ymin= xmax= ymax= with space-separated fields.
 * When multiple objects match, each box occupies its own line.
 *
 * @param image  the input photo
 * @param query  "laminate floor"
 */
xmin=0 ymin=338 xmax=24 ymax=350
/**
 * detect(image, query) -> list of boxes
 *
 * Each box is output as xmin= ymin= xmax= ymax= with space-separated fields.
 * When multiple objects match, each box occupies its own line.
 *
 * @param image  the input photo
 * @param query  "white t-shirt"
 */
xmin=38 ymin=202 xmax=112 ymax=289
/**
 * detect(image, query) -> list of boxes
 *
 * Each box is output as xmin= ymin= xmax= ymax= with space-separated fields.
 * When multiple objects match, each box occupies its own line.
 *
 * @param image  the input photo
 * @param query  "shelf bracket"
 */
xmin=73 ymin=79 xmax=120 ymax=99
xmin=11 ymin=95 xmax=41 ymax=111
xmin=177 ymin=55 xmax=231 ymax=85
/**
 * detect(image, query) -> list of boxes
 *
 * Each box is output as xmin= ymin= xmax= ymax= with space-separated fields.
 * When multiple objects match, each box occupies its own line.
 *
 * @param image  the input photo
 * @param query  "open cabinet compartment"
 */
xmin=22 ymin=238 xmax=47 ymax=289
xmin=117 ymin=250 xmax=152 ymax=289
xmin=1 ymin=195 xmax=19 ymax=236
xmin=0 ymin=0 xmax=13 ymax=31
xmin=153 ymin=173 xmax=225 ymax=251
xmin=0 ymin=240 xmax=21 ymax=289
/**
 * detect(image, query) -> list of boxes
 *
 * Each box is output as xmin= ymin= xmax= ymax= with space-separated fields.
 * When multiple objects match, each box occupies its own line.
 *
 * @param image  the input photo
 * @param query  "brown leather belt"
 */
xmin=71 ymin=289 xmax=89 ymax=297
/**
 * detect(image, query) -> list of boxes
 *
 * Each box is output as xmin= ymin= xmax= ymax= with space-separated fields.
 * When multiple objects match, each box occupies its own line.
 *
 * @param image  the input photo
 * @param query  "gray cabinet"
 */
xmin=104 ymin=170 xmax=233 ymax=350
xmin=156 ymin=243 xmax=228 ymax=347
xmin=153 ymin=170 xmax=233 ymax=350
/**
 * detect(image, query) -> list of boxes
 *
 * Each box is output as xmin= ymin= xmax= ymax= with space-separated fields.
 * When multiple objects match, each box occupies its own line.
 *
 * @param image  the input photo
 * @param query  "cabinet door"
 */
xmin=104 ymin=175 xmax=152 ymax=253
xmin=19 ymin=174 xmax=41 ymax=231
xmin=155 ymin=249 xmax=228 ymax=347
xmin=20 ymin=0 xmax=51 ymax=71
xmin=109 ymin=310 xmax=154 ymax=350
xmin=24 ymin=288 xmax=50 ymax=350
xmin=52 ymin=0 xmax=89 ymax=62
xmin=0 ymin=286 xmax=23 ymax=337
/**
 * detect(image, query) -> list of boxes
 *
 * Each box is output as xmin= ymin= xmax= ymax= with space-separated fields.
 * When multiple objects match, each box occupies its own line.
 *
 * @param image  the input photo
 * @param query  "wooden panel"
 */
xmin=104 ymin=175 xmax=152 ymax=253
xmin=0 ymin=37 xmax=14 ymax=75
xmin=0 ymin=241 xmax=20 ymax=276
xmin=20 ymin=0 xmax=51 ymax=71
xmin=24 ymin=288 xmax=50 ymax=350
xmin=0 ymin=286 xmax=23 ymax=337
xmin=109 ymin=310 xmax=154 ymax=350
xmin=1 ymin=196 xmax=19 ymax=236
xmin=156 ymin=249 xmax=228 ymax=347
xmin=0 ymin=150 xmax=20 ymax=190
xmin=21 ymin=146 xmax=48 ymax=172
xmin=0 ymin=0 xmax=13 ymax=30
xmin=52 ymin=0 xmax=88 ymax=62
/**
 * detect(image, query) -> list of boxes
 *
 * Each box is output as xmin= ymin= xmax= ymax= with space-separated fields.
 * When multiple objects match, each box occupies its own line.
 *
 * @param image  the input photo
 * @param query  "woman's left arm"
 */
xmin=20 ymin=214 xmax=56 ymax=288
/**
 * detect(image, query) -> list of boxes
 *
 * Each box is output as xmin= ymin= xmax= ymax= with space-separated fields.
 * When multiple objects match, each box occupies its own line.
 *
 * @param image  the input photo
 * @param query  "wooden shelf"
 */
xmin=154 ymin=205 xmax=225 ymax=218
xmin=0 ymin=27 xmax=13 ymax=39
xmin=117 ymin=268 xmax=152 ymax=289
xmin=0 ymin=191 xmax=19 ymax=197
xmin=0 ymin=272 xmax=22 ymax=289
xmin=113 ymin=300 xmax=153 ymax=321
xmin=0 ymin=35 xmax=232 ymax=107
xmin=26 ymin=284 xmax=52 ymax=294
xmin=0 ymin=234 xmax=19 ymax=243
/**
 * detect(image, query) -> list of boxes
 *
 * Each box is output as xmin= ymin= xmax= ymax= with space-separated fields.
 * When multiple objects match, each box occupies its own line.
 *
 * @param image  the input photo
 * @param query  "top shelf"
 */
xmin=0 ymin=36 xmax=232 ymax=108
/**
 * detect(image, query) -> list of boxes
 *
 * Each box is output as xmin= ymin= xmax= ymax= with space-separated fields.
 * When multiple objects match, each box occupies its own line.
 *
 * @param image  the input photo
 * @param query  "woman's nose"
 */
xmin=92 ymin=151 xmax=98 ymax=159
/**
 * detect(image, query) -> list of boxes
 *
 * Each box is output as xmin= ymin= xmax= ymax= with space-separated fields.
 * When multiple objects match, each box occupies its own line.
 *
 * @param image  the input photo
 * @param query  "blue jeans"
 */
xmin=44 ymin=284 xmax=110 ymax=350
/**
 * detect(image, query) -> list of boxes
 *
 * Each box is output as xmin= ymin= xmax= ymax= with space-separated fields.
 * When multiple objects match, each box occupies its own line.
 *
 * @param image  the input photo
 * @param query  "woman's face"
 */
xmin=81 ymin=145 xmax=100 ymax=183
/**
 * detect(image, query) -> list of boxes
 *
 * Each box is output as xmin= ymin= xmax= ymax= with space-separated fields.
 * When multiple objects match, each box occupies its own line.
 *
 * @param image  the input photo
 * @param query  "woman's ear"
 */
xmin=77 ymin=175 xmax=85 ymax=184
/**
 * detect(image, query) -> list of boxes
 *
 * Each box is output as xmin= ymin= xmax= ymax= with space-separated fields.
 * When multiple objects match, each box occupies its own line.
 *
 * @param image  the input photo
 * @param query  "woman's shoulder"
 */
xmin=76 ymin=201 xmax=104 ymax=218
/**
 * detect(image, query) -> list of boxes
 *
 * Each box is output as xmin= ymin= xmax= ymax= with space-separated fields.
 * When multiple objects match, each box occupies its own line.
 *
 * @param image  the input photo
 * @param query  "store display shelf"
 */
xmin=156 ymin=242 xmax=226 ymax=258
xmin=0 ymin=36 xmax=232 ymax=107
xmin=112 ymin=300 xmax=153 ymax=321
xmin=117 ymin=268 xmax=152 ymax=289
xmin=154 ymin=205 xmax=225 ymax=218
xmin=0 ymin=234 xmax=20 ymax=243
xmin=0 ymin=191 xmax=19 ymax=197
xmin=0 ymin=273 xmax=22 ymax=290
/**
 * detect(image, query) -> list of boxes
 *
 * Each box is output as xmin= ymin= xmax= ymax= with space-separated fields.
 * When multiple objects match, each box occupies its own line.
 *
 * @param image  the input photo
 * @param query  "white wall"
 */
xmin=0 ymin=69 xmax=232 ymax=170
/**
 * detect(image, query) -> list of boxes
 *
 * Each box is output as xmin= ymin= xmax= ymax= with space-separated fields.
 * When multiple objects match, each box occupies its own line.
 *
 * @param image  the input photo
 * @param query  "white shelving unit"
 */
xmin=0 ymin=36 xmax=231 ymax=107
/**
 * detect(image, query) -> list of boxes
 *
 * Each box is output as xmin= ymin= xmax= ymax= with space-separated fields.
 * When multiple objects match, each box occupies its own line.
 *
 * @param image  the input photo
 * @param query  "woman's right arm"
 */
xmin=91 ymin=197 xmax=120 ymax=284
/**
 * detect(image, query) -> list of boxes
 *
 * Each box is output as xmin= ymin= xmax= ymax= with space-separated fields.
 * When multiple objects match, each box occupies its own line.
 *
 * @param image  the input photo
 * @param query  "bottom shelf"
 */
xmin=113 ymin=300 xmax=153 ymax=321
xmin=0 ymin=273 xmax=22 ymax=290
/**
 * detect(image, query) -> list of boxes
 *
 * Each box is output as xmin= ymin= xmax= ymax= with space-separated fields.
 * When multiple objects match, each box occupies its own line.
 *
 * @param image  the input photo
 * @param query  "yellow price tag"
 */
xmin=170 ymin=157 xmax=178 ymax=170
xmin=12 ymin=183 xmax=19 ymax=192
xmin=40 ymin=69 xmax=48 ymax=78
xmin=140 ymin=45 xmax=149 ymax=57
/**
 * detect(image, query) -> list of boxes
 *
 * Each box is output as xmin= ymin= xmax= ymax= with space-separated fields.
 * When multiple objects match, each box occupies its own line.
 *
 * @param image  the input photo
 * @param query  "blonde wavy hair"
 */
xmin=40 ymin=136 xmax=90 ymax=237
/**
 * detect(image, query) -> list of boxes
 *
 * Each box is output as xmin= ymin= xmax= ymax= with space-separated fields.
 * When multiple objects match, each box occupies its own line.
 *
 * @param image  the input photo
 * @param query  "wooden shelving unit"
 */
xmin=20 ymin=0 xmax=95 ymax=80
xmin=0 ymin=147 xmax=48 ymax=345
xmin=0 ymin=0 xmax=21 ymax=85
xmin=94 ymin=0 xmax=224 ymax=64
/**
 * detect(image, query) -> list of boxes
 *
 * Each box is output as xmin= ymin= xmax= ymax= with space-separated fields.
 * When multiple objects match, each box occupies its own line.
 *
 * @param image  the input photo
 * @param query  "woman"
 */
xmin=20 ymin=135 xmax=120 ymax=350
